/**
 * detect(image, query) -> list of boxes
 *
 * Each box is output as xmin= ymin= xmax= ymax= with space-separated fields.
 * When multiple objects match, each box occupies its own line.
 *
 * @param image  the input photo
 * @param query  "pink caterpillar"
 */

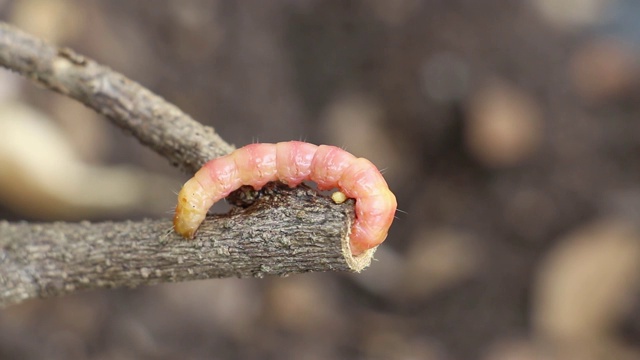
xmin=173 ymin=141 xmax=397 ymax=255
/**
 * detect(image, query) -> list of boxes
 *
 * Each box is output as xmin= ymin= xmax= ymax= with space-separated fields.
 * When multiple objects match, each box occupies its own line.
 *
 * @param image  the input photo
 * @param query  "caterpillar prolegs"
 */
xmin=173 ymin=141 xmax=397 ymax=255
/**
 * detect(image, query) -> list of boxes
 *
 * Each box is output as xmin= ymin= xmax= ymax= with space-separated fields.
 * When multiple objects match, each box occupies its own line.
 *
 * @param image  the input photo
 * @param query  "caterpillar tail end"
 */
xmin=173 ymin=206 xmax=198 ymax=239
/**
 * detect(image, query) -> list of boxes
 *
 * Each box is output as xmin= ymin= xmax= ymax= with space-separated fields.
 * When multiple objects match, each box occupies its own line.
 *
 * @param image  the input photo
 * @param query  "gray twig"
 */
xmin=0 ymin=22 xmax=233 ymax=174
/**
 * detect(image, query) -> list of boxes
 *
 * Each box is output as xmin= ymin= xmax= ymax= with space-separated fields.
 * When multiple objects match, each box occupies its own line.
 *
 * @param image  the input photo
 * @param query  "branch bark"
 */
xmin=0 ymin=184 xmax=371 ymax=308
xmin=0 ymin=22 xmax=375 ymax=307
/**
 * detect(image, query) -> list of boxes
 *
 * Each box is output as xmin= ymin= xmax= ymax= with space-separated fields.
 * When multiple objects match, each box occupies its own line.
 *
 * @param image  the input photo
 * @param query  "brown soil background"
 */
xmin=1 ymin=1 xmax=640 ymax=359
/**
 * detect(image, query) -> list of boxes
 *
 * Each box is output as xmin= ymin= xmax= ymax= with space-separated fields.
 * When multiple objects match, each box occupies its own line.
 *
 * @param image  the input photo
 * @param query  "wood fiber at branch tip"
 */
xmin=342 ymin=223 xmax=378 ymax=273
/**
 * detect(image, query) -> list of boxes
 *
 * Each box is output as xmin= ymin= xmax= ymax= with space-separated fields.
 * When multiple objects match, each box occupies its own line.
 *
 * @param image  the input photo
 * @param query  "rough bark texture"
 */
xmin=0 ymin=21 xmax=372 ymax=307
xmin=0 ymin=21 xmax=233 ymax=174
xmin=0 ymin=184 xmax=368 ymax=308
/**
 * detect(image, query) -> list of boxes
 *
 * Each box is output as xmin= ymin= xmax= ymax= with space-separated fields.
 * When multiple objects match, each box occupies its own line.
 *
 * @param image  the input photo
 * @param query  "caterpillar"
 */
xmin=173 ymin=141 xmax=397 ymax=255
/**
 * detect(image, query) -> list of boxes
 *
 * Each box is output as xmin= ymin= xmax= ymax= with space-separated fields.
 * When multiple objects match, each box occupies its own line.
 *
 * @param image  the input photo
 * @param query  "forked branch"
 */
xmin=0 ymin=22 xmax=372 ymax=307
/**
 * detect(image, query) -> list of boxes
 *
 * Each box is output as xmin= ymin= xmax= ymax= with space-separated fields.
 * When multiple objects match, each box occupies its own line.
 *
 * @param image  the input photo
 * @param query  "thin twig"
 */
xmin=0 ymin=21 xmax=233 ymax=174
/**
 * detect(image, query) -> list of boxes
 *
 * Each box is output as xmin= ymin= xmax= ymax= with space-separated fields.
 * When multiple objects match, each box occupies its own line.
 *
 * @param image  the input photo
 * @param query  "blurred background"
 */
xmin=1 ymin=0 xmax=640 ymax=359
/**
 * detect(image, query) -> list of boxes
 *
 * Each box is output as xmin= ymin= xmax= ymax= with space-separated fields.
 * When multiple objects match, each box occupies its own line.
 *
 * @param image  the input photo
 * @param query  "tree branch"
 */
xmin=0 ymin=22 xmax=375 ymax=307
xmin=0 ymin=184 xmax=371 ymax=308
xmin=0 ymin=21 xmax=233 ymax=174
